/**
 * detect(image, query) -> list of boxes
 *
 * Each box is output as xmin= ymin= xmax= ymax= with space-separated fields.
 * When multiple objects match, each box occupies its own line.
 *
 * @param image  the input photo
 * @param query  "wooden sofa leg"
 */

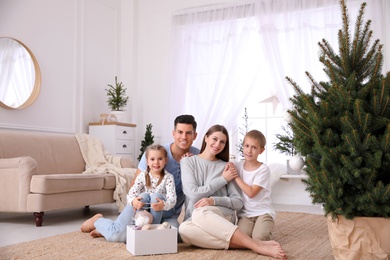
xmin=34 ymin=212 xmax=44 ymax=227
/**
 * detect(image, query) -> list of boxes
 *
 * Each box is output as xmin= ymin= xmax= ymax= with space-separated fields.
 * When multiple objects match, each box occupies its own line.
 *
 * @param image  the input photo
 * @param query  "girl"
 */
xmin=127 ymin=144 xmax=176 ymax=224
xmin=81 ymin=144 xmax=176 ymax=241
xmin=179 ymin=125 xmax=286 ymax=259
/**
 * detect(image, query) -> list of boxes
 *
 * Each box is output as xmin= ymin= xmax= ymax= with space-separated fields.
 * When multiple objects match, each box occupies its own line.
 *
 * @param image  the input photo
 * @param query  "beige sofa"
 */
xmin=0 ymin=131 xmax=135 ymax=226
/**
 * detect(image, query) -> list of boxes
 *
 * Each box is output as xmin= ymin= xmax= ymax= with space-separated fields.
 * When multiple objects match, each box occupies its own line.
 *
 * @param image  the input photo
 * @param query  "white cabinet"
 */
xmin=89 ymin=122 xmax=137 ymax=162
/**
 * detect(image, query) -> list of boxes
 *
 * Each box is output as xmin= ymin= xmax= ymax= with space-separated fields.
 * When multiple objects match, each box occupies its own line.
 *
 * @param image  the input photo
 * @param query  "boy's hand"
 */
xmin=222 ymin=162 xmax=238 ymax=182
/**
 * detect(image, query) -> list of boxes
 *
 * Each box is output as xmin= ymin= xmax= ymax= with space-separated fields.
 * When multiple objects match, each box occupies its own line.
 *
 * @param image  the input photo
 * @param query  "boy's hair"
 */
xmin=245 ymin=130 xmax=266 ymax=148
xmin=200 ymin=124 xmax=230 ymax=162
xmin=174 ymin=115 xmax=197 ymax=132
xmin=145 ymin=144 xmax=167 ymax=187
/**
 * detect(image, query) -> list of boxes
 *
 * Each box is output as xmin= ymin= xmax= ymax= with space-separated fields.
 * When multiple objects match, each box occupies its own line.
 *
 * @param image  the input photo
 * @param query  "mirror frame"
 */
xmin=0 ymin=37 xmax=42 ymax=110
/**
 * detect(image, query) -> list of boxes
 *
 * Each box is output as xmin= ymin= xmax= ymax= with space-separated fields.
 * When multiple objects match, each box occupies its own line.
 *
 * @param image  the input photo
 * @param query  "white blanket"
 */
xmin=76 ymin=133 xmax=136 ymax=212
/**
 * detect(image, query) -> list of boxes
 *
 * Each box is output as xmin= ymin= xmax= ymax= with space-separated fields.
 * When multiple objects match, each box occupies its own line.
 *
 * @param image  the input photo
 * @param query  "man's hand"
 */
xmin=181 ymin=152 xmax=195 ymax=159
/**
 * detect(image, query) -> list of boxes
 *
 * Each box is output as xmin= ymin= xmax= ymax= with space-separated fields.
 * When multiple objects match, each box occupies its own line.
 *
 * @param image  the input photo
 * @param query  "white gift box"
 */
xmin=126 ymin=225 xmax=178 ymax=256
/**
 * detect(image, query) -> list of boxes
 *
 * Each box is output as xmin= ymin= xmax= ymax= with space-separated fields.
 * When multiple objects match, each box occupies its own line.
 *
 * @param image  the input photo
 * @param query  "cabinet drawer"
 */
xmin=116 ymin=140 xmax=134 ymax=154
xmin=116 ymin=126 xmax=134 ymax=140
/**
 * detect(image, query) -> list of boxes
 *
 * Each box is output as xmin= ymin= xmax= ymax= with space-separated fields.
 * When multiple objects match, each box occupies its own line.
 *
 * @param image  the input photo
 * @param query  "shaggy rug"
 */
xmin=0 ymin=212 xmax=333 ymax=260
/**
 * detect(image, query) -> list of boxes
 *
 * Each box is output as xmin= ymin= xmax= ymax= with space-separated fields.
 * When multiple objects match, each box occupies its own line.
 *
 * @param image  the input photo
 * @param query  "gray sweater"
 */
xmin=180 ymin=155 xmax=243 ymax=222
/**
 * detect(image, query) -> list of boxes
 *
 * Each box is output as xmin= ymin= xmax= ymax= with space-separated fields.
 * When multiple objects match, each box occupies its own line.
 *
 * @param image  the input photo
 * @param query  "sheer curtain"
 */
xmin=170 ymin=0 xmax=387 ymax=148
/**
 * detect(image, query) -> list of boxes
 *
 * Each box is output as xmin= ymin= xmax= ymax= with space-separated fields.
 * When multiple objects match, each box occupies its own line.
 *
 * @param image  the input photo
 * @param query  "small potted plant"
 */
xmin=273 ymin=123 xmax=304 ymax=174
xmin=105 ymin=76 xmax=129 ymax=122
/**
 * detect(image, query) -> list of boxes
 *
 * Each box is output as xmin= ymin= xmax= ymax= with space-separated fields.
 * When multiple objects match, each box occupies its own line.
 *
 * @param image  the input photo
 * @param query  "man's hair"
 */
xmin=174 ymin=115 xmax=197 ymax=132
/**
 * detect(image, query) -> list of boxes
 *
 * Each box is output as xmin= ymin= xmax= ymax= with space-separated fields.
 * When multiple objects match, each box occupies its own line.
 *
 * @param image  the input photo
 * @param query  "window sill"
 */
xmin=280 ymin=174 xmax=308 ymax=180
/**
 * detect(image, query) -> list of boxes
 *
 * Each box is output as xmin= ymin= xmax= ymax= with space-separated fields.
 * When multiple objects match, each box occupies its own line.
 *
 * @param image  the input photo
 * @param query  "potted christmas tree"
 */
xmin=105 ymin=76 xmax=129 ymax=122
xmin=286 ymin=0 xmax=390 ymax=258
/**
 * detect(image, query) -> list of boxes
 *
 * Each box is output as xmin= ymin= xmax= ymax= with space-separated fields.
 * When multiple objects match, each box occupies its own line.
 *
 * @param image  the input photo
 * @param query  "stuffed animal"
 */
xmin=133 ymin=210 xmax=153 ymax=228
xmin=157 ymin=221 xmax=171 ymax=229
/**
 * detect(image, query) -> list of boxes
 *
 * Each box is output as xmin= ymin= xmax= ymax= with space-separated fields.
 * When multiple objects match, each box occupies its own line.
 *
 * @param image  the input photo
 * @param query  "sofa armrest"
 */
xmin=0 ymin=157 xmax=38 ymax=212
xmin=120 ymin=156 xmax=136 ymax=168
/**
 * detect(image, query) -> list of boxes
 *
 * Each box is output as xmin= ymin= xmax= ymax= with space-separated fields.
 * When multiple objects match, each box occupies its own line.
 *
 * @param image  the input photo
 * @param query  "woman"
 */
xmin=179 ymin=124 xmax=287 ymax=259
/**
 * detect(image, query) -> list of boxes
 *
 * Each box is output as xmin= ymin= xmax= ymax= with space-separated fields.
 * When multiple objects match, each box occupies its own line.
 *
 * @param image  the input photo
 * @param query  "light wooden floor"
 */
xmin=0 ymin=203 xmax=323 ymax=247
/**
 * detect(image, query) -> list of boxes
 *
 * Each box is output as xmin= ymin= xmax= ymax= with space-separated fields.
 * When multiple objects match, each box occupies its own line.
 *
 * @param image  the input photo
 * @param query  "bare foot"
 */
xmin=80 ymin=213 xmax=103 ymax=233
xmin=90 ymin=229 xmax=103 ymax=238
xmin=254 ymin=239 xmax=287 ymax=259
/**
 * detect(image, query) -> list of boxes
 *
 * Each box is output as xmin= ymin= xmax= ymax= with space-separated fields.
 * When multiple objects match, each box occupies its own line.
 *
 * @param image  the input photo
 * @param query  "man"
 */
xmin=133 ymin=114 xmax=199 ymax=228
xmin=80 ymin=115 xmax=198 ymax=242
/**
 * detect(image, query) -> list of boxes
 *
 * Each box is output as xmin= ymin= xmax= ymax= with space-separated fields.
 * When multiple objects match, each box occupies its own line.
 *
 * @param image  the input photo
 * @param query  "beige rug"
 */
xmin=0 ymin=212 xmax=333 ymax=260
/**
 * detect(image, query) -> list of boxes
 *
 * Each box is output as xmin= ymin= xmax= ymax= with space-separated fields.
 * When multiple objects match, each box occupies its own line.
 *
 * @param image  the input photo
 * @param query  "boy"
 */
xmin=234 ymin=130 xmax=275 ymax=241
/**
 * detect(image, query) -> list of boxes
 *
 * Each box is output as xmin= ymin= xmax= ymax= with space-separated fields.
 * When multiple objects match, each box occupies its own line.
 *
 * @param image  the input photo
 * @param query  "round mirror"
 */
xmin=0 ymin=37 xmax=41 ymax=109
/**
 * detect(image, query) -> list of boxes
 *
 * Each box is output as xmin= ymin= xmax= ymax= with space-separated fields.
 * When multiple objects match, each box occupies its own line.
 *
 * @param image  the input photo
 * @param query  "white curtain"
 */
xmin=170 ymin=0 xmax=387 ymax=147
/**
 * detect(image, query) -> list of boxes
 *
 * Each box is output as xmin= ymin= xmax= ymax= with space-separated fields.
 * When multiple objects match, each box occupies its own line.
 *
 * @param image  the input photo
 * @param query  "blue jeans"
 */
xmin=94 ymin=192 xmax=184 ymax=243
xmin=138 ymin=192 xmax=165 ymax=224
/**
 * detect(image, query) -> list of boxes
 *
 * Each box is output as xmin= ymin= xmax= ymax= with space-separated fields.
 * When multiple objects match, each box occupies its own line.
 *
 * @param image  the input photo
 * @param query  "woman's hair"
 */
xmin=200 ymin=124 xmax=230 ymax=162
xmin=145 ymin=144 xmax=167 ymax=188
xmin=244 ymin=130 xmax=266 ymax=148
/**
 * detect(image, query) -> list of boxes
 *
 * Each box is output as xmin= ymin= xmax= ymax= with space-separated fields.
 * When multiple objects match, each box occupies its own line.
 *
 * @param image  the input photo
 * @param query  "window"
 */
xmin=171 ymin=0 xmax=386 ymax=163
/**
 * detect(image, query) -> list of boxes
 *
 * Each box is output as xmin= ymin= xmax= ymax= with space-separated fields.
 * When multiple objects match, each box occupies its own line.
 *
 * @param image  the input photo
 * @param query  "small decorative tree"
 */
xmin=236 ymin=108 xmax=250 ymax=158
xmin=105 ymin=76 xmax=129 ymax=111
xmin=137 ymin=123 xmax=154 ymax=162
xmin=273 ymin=125 xmax=296 ymax=156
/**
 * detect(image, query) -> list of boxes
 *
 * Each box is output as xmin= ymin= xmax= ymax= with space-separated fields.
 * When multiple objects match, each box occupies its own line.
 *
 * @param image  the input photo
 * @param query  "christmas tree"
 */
xmin=137 ymin=123 xmax=154 ymax=162
xmin=286 ymin=0 xmax=390 ymax=219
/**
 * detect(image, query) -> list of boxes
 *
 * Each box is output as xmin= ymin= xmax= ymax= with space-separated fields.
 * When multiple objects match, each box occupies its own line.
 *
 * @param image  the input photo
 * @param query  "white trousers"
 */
xmin=179 ymin=206 xmax=238 ymax=249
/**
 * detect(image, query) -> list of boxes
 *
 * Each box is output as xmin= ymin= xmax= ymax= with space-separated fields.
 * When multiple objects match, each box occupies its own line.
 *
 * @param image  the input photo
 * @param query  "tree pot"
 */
xmin=327 ymin=215 xmax=390 ymax=259
xmin=110 ymin=111 xmax=125 ymax=123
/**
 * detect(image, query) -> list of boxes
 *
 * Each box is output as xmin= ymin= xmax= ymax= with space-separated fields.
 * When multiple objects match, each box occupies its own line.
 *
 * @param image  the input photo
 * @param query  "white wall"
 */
xmin=0 ymin=0 xmax=135 ymax=134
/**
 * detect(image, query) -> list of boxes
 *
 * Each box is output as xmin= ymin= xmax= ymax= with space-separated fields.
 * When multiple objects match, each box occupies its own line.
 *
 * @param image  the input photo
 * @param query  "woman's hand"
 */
xmin=151 ymin=198 xmax=165 ymax=212
xmin=194 ymin=197 xmax=214 ymax=208
xmin=222 ymin=162 xmax=238 ymax=182
xmin=132 ymin=197 xmax=144 ymax=210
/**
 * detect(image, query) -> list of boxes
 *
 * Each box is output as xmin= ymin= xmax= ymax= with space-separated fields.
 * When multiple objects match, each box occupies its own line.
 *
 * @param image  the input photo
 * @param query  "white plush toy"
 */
xmin=134 ymin=210 xmax=153 ymax=228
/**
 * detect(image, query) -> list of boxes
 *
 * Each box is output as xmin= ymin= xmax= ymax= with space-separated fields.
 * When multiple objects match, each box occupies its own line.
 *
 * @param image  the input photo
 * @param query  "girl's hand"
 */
xmin=132 ymin=197 xmax=144 ymax=210
xmin=222 ymin=162 xmax=238 ymax=182
xmin=151 ymin=198 xmax=165 ymax=211
xmin=194 ymin=197 xmax=214 ymax=208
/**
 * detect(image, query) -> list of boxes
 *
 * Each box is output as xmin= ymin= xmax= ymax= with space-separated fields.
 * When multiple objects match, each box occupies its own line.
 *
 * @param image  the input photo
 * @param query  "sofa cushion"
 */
xmin=30 ymin=174 xmax=108 ymax=194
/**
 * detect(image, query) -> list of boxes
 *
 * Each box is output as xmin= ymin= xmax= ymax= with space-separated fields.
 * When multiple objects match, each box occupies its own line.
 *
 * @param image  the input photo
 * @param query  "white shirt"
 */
xmin=126 ymin=170 xmax=176 ymax=211
xmin=234 ymin=160 xmax=276 ymax=219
